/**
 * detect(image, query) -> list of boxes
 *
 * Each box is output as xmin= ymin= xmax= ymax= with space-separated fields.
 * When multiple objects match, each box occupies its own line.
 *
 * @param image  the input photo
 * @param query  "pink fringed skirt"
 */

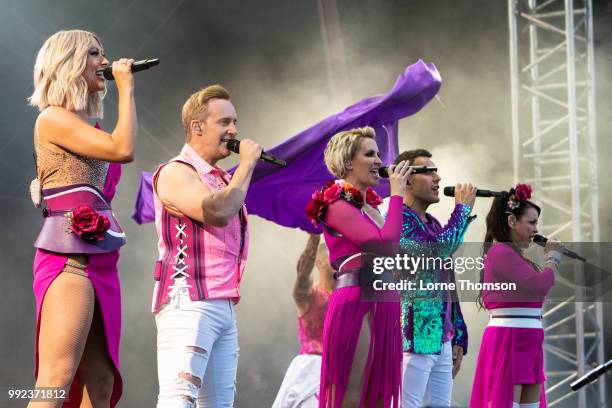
xmin=319 ymin=286 xmax=402 ymax=408
xmin=33 ymin=249 xmax=123 ymax=407
xmin=470 ymin=326 xmax=547 ymax=408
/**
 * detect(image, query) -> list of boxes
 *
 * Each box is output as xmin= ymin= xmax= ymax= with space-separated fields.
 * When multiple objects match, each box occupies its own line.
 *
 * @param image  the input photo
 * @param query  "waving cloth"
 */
xmin=132 ymin=60 xmax=441 ymax=232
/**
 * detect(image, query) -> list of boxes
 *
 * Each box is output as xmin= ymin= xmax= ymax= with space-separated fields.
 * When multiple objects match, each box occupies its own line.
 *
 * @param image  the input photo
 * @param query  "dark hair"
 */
xmin=476 ymin=188 xmax=542 ymax=308
xmin=393 ymin=149 xmax=432 ymax=166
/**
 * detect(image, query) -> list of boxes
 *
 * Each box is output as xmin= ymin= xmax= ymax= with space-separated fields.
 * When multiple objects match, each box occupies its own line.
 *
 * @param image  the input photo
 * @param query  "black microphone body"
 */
xmin=533 ymin=234 xmax=587 ymax=262
xmin=103 ymin=58 xmax=160 ymax=80
xmin=570 ymin=358 xmax=612 ymax=391
xmin=377 ymin=167 xmax=437 ymax=178
xmin=443 ymin=186 xmax=504 ymax=198
xmin=225 ymin=139 xmax=287 ymax=167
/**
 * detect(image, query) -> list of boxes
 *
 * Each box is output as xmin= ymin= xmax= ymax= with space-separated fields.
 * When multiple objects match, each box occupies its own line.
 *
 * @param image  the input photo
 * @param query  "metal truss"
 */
xmin=508 ymin=0 xmax=605 ymax=406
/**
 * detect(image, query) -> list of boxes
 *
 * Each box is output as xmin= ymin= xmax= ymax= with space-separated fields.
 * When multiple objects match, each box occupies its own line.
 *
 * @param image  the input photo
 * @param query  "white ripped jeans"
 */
xmin=401 ymin=340 xmax=453 ymax=408
xmin=155 ymin=280 xmax=239 ymax=407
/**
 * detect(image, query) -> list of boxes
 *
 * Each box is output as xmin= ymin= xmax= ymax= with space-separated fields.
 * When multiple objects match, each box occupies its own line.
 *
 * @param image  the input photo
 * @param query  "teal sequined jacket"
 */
xmin=398 ymin=203 xmax=474 ymax=354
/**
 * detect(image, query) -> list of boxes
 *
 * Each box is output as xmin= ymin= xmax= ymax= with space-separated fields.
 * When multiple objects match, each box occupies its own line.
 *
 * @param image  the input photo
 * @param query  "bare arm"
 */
xmin=37 ymin=60 xmax=137 ymax=163
xmin=156 ymin=140 xmax=261 ymax=226
xmin=293 ymin=234 xmax=320 ymax=314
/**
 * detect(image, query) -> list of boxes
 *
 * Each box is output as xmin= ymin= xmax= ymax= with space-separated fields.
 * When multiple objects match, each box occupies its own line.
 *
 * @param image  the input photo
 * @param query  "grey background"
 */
xmin=1 ymin=0 xmax=611 ymax=406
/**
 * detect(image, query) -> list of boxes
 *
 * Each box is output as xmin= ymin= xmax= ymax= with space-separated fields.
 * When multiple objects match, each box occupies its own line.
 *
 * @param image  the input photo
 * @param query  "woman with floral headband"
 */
xmin=470 ymin=184 xmax=563 ymax=408
xmin=27 ymin=30 xmax=136 ymax=407
xmin=306 ymin=127 xmax=412 ymax=407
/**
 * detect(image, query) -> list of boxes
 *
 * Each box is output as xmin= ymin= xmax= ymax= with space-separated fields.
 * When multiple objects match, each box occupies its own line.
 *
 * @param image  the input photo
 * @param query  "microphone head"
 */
xmin=102 ymin=67 xmax=114 ymax=81
xmin=533 ymin=234 xmax=547 ymax=245
xmin=443 ymin=186 xmax=455 ymax=197
xmin=378 ymin=167 xmax=389 ymax=178
xmin=224 ymin=138 xmax=240 ymax=154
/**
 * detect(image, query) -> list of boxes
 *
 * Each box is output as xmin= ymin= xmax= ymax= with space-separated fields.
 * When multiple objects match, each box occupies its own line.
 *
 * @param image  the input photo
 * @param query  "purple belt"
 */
xmin=34 ymin=184 xmax=126 ymax=254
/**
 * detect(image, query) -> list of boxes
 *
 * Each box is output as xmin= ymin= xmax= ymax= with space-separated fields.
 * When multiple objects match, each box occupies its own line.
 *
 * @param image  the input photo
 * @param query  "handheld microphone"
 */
xmin=570 ymin=358 xmax=612 ymax=390
xmin=533 ymin=234 xmax=587 ymax=262
xmin=378 ymin=166 xmax=437 ymax=178
xmin=443 ymin=186 xmax=504 ymax=198
xmin=103 ymin=58 xmax=160 ymax=80
xmin=225 ymin=139 xmax=287 ymax=167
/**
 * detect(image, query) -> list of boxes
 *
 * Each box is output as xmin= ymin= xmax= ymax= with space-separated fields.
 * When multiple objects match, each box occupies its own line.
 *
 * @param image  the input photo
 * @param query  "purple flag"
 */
xmin=132 ymin=60 xmax=441 ymax=231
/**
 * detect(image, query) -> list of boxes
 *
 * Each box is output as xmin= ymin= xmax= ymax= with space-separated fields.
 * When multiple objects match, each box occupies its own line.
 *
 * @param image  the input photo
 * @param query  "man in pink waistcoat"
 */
xmin=152 ymin=84 xmax=262 ymax=407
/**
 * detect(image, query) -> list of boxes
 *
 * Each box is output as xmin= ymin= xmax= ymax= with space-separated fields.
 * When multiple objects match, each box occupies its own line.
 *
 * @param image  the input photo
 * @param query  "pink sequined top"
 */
xmin=297 ymin=285 xmax=331 ymax=355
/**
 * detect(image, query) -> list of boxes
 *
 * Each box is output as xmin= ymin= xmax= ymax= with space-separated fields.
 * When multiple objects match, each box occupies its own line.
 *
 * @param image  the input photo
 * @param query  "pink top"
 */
xmin=297 ymin=285 xmax=331 ymax=355
xmin=323 ymin=195 xmax=404 ymax=270
xmin=152 ymin=144 xmax=249 ymax=312
xmin=483 ymin=242 xmax=555 ymax=309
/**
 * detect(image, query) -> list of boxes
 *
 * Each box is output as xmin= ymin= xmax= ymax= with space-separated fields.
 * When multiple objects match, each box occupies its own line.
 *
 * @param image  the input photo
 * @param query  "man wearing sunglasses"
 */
xmin=393 ymin=149 xmax=477 ymax=408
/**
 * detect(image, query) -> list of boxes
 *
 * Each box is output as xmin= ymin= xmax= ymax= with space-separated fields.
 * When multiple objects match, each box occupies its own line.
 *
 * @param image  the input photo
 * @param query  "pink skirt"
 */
xmin=33 ymin=249 xmax=122 ymax=407
xmin=470 ymin=326 xmax=546 ymax=408
xmin=319 ymin=286 xmax=401 ymax=408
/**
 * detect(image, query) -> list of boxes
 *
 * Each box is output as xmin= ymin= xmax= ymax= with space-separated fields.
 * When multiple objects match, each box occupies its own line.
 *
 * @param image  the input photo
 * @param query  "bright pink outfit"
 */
xmin=470 ymin=242 xmax=555 ymax=408
xmin=319 ymin=195 xmax=404 ymax=408
xmin=151 ymin=144 xmax=249 ymax=312
xmin=33 ymin=163 xmax=124 ymax=407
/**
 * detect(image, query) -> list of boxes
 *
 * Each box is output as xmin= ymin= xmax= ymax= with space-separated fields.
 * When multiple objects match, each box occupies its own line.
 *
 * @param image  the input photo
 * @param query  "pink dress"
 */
xmin=33 ymin=126 xmax=124 ymax=407
xmin=319 ymin=195 xmax=404 ymax=408
xmin=470 ymin=242 xmax=555 ymax=408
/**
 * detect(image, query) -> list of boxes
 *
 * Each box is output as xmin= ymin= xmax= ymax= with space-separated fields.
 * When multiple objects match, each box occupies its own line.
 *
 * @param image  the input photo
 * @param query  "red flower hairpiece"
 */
xmin=507 ymin=183 xmax=533 ymax=210
xmin=306 ymin=181 xmax=382 ymax=225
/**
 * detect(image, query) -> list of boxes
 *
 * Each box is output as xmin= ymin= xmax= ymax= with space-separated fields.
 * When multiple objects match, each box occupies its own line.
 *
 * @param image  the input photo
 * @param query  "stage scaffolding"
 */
xmin=508 ymin=0 xmax=605 ymax=406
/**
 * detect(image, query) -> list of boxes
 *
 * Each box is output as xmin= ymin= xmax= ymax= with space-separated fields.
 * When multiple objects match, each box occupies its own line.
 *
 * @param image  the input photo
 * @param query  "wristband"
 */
xmin=546 ymin=249 xmax=562 ymax=267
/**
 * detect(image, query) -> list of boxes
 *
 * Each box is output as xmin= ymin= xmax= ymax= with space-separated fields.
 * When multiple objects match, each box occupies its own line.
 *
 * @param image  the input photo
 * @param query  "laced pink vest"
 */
xmin=152 ymin=144 xmax=249 ymax=313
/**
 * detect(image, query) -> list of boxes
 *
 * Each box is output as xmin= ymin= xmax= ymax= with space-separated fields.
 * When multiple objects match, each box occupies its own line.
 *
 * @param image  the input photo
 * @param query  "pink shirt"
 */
xmin=483 ymin=242 xmax=555 ymax=309
xmin=151 ymin=144 xmax=249 ymax=312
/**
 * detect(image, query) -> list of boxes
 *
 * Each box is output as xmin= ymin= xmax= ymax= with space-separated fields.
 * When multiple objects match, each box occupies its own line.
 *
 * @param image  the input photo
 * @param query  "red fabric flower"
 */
xmin=514 ymin=183 xmax=533 ymax=201
xmin=306 ymin=181 xmax=380 ymax=226
xmin=323 ymin=183 xmax=342 ymax=203
xmin=305 ymin=200 xmax=321 ymax=223
xmin=69 ymin=205 xmax=110 ymax=241
xmin=365 ymin=188 xmax=383 ymax=207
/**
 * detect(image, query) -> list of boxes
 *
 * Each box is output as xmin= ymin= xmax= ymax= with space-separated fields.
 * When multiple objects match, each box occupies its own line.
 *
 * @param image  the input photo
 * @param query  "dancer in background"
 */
xmin=307 ymin=126 xmax=412 ymax=407
xmin=152 ymin=85 xmax=261 ymax=407
xmin=272 ymin=234 xmax=335 ymax=408
xmin=392 ymin=149 xmax=475 ymax=408
xmin=470 ymin=184 xmax=563 ymax=408
xmin=28 ymin=30 xmax=136 ymax=407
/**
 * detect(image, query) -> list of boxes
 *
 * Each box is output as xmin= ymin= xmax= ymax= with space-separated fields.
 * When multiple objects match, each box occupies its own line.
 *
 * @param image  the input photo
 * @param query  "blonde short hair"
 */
xmin=324 ymin=127 xmax=376 ymax=178
xmin=181 ymin=85 xmax=230 ymax=140
xmin=28 ymin=30 xmax=105 ymax=118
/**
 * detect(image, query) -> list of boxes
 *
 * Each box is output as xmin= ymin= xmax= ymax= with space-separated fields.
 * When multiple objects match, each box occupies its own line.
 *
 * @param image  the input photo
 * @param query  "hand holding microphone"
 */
xmin=224 ymin=138 xmax=287 ymax=167
xmin=387 ymin=161 xmax=414 ymax=197
xmin=109 ymin=58 xmax=135 ymax=91
xmin=453 ymin=183 xmax=477 ymax=207
xmin=103 ymin=58 xmax=160 ymax=80
xmin=533 ymin=234 xmax=587 ymax=262
xmin=236 ymin=139 xmax=262 ymax=168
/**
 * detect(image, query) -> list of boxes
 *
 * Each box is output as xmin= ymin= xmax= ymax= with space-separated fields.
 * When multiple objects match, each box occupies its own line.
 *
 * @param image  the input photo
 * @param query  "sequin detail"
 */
xmin=397 ymin=203 xmax=473 ymax=354
xmin=36 ymin=142 xmax=108 ymax=191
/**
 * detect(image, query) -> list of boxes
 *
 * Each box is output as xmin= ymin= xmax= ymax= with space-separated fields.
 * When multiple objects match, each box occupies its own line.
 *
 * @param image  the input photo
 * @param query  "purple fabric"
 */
xmin=132 ymin=60 xmax=441 ymax=231
xmin=132 ymin=171 xmax=154 ymax=224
